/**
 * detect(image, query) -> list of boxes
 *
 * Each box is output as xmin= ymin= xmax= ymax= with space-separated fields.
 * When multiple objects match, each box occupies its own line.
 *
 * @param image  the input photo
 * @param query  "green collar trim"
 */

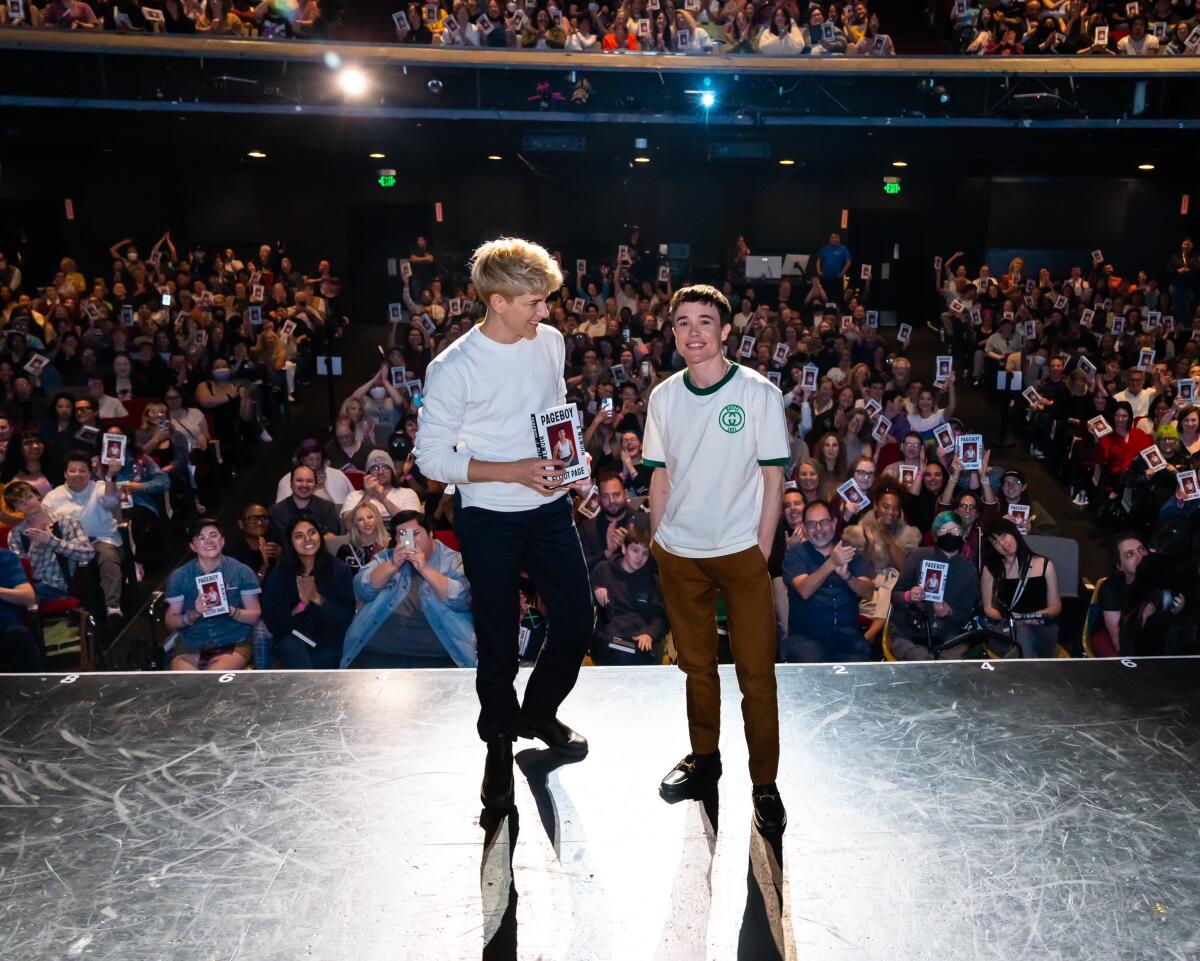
xmin=683 ymin=363 xmax=737 ymax=396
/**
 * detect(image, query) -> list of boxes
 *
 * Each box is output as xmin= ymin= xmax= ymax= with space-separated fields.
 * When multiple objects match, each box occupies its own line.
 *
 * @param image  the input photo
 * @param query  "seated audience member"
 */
xmin=338 ymin=501 xmax=391 ymax=571
xmin=578 ymin=471 xmax=637 ymax=570
xmin=768 ymin=487 xmax=807 ymax=640
xmin=162 ymin=518 xmax=262 ymax=671
xmin=43 ymin=451 xmax=125 ymax=620
xmin=86 ymin=375 xmax=128 ymax=420
xmin=1098 ymin=531 xmax=1188 ymax=657
xmin=0 ymin=548 xmax=39 ymax=672
xmin=268 ymin=465 xmax=344 ymax=545
xmin=275 ymin=438 xmax=355 ymax=507
xmin=1094 ymin=401 xmax=1153 ymax=502
xmin=325 ymin=416 xmax=378 ymax=472
xmin=843 ymin=481 xmax=920 ymax=641
xmin=781 ymin=500 xmax=874 ymax=663
xmin=1 ymin=431 xmax=62 ymax=495
xmin=226 ymin=503 xmax=281 ymax=584
xmin=5 ymin=481 xmax=95 ymax=600
xmin=1095 ymin=533 xmax=1146 ymax=658
xmin=69 ymin=397 xmax=103 ymax=458
xmin=262 ymin=518 xmax=356 ymax=670
xmin=888 ymin=511 xmax=982 ymax=660
xmin=105 ymin=425 xmax=170 ymax=568
xmin=617 ymin=429 xmax=653 ymax=496
xmin=342 ymin=512 xmax=476 ymax=669
xmin=339 ymin=448 xmax=421 ymax=526
xmin=980 ymin=519 xmax=1062 ymax=658
xmin=590 ymin=526 xmax=668 ymax=665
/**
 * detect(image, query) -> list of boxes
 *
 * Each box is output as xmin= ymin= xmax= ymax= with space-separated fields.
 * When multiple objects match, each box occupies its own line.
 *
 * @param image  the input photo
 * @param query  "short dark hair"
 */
xmin=802 ymin=499 xmax=833 ymax=522
xmin=189 ymin=517 xmax=221 ymax=540
xmin=669 ymin=284 xmax=731 ymax=328
xmin=596 ymin=470 xmax=624 ymax=490
xmin=390 ymin=510 xmax=432 ymax=536
xmin=63 ymin=449 xmax=93 ymax=469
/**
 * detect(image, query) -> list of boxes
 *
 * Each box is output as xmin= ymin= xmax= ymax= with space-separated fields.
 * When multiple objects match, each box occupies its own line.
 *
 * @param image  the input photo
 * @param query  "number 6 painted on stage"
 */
xmin=219 ymin=673 xmax=236 ymax=683
xmin=1120 ymin=658 xmax=1137 ymax=668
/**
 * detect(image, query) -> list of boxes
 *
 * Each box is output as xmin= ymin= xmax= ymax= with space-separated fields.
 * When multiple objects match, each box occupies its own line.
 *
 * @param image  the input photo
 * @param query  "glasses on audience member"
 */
xmin=367 ymin=464 xmax=391 ymax=473
xmin=242 ymin=513 xmax=269 ymax=523
xmin=958 ymin=503 xmax=978 ymax=512
xmin=854 ymin=467 xmax=875 ymax=478
xmin=804 ymin=518 xmax=834 ymax=529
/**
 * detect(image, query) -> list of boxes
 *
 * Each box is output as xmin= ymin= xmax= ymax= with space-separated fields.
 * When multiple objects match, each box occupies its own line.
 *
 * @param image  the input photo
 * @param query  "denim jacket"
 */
xmin=341 ymin=541 xmax=477 ymax=668
xmin=115 ymin=454 xmax=171 ymax=516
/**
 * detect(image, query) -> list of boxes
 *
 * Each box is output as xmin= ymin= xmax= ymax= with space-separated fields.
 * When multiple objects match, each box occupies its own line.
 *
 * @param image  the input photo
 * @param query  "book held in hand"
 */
xmin=919 ymin=560 xmax=949 ymax=603
xmin=196 ymin=572 xmax=230 ymax=617
xmin=532 ymin=404 xmax=589 ymax=487
xmin=836 ymin=477 xmax=869 ymax=511
xmin=898 ymin=464 xmax=918 ymax=487
xmin=1178 ymin=378 xmax=1196 ymax=403
xmin=934 ymin=422 xmax=955 ymax=453
xmin=1178 ymin=470 xmax=1200 ymax=502
xmin=102 ymin=433 xmax=127 ymax=466
xmin=870 ymin=415 xmax=891 ymax=443
xmin=957 ymin=433 xmax=983 ymax=471
xmin=897 ymin=323 xmax=912 ymax=344
xmin=1087 ymin=415 xmax=1112 ymax=438
xmin=1140 ymin=446 xmax=1167 ymax=474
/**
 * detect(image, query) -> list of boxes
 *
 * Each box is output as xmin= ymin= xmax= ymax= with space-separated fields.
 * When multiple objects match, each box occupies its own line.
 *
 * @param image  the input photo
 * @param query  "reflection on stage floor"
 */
xmin=2 ymin=659 xmax=1198 ymax=960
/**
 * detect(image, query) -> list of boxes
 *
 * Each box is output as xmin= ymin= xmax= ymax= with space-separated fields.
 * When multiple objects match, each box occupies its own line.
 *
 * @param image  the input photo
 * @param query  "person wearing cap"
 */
xmin=998 ymin=469 xmax=1029 ymax=516
xmin=888 ymin=511 xmax=982 ymax=660
xmin=274 ymin=438 xmax=354 ymax=508
xmin=339 ymin=449 xmax=421 ymax=528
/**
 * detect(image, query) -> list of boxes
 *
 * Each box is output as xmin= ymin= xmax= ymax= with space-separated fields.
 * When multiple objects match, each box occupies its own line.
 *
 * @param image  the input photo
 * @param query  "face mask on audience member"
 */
xmin=933 ymin=512 xmax=964 ymax=554
xmin=369 ymin=386 xmax=387 ymax=400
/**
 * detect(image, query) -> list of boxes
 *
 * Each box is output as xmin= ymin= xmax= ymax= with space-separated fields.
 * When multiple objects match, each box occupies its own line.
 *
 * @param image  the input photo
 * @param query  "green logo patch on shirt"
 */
xmin=718 ymin=404 xmax=746 ymax=434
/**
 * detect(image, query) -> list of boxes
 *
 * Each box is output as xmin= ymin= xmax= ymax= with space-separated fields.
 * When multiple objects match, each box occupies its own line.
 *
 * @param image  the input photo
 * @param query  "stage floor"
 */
xmin=3 ymin=660 xmax=1199 ymax=961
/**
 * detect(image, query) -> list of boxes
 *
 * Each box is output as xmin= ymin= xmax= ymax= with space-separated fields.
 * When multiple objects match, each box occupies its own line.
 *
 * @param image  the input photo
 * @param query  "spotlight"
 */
xmin=337 ymin=66 xmax=369 ymax=98
xmin=487 ymin=155 xmax=503 ymax=161
xmin=778 ymin=159 xmax=795 ymax=166
xmin=427 ymin=78 xmax=443 ymax=95
xmin=247 ymin=150 xmax=267 ymax=159
xmin=369 ymin=152 xmax=386 ymax=159
xmin=633 ymin=156 xmax=651 ymax=164
xmin=1138 ymin=163 xmax=1156 ymax=170
xmin=700 ymin=91 xmax=716 ymax=110
xmin=892 ymin=160 xmax=908 ymax=168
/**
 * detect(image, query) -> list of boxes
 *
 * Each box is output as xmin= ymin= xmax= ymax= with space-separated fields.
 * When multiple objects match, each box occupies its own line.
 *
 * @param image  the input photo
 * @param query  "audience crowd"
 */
xmin=948 ymin=1 xmax=1200 ymax=56
xmin=4 ymin=221 xmax=1199 ymax=674
xmin=0 ymin=232 xmax=341 ymax=669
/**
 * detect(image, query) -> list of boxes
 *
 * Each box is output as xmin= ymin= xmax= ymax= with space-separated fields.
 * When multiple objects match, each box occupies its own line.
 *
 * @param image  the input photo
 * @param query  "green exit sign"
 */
xmin=883 ymin=177 xmax=901 ymax=195
xmin=378 ymin=175 xmax=397 ymax=188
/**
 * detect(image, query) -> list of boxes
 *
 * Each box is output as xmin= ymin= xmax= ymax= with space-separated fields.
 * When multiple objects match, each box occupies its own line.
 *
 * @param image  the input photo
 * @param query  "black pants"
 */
xmin=454 ymin=494 xmax=594 ymax=742
xmin=2 ymin=624 xmax=43 ymax=672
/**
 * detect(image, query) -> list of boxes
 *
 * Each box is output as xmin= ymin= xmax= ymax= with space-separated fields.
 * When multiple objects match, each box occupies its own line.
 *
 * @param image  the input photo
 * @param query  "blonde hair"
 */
xmin=348 ymin=501 xmax=390 ymax=551
xmin=469 ymin=237 xmax=563 ymax=303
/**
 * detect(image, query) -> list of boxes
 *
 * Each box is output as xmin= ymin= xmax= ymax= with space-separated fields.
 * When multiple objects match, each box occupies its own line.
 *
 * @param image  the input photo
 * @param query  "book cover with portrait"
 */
xmin=531 ymin=403 xmax=589 ymax=487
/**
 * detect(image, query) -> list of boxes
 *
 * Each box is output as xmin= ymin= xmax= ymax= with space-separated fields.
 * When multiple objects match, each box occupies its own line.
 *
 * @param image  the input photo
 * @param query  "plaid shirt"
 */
xmin=8 ymin=512 xmax=94 ymax=594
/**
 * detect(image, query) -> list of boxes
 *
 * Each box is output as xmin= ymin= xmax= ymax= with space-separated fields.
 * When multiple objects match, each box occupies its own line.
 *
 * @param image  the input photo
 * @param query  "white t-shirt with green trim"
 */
xmin=643 ymin=363 xmax=790 ymax=558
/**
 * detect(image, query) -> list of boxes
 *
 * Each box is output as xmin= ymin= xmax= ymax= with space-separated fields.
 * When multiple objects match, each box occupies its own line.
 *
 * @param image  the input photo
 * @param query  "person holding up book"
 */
xmin=163 ymin=518 xmax=262 ymax=671
xmin=644 ymin=284 xmax=791 ymax=835
xmin=415 ymin=237 xmax=594 ymax=812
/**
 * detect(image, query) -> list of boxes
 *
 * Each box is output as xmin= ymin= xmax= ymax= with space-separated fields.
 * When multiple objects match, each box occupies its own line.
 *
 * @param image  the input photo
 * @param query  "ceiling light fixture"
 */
xmin=1138 ymin=163 xmax=1155 ymax=170
xmin=369 ymin=152 xmax=386 ymax=159
xmin=778 ymin=159 xmax=796 ymax=166
xmin=247 ymin=150 xmax=267 ymax=159
xmin=487 ymin=154 xmax=503 ymax=161
xmin=892 ymin=160 xmax=908 ymax=168
xmin=633 ymin=156 xmax=651 ymax=164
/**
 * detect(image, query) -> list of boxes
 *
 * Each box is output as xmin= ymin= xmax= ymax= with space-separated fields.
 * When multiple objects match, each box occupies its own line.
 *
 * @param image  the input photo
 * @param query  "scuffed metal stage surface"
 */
xmin=2 ymin=659 xmax=1198 ymax=960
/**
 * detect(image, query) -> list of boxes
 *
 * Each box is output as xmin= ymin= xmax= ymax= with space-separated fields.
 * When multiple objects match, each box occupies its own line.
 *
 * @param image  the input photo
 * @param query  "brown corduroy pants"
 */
xmin=651 ymin=542 xmax=780 ymax=785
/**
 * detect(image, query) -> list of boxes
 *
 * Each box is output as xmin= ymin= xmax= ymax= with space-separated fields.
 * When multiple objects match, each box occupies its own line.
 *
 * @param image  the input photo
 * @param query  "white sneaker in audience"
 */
xmin=1029 ymin=445 xmax=1045 ymax=460
xmin=259 ymin=429 xmax=274 ymax=443
xmin=1072 ymin=491 xmax=1089 ymax=507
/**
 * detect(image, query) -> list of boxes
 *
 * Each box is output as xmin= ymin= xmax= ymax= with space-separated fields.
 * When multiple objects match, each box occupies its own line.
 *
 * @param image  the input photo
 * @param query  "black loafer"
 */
xmin=518 ymin=717 xmax=588 ymax=757
xmin=752 ymin=782 xmax=787 ymax=834
xmin=659 ymin=751 xmax=721 ymax=803
xmin=481 ymin=736 xmax=515 ymax=810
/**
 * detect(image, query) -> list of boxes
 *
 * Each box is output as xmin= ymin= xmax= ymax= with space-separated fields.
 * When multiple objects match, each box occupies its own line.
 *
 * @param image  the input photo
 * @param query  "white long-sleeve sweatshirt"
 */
xmin=415 ymin=322 xmax=569 ymax=512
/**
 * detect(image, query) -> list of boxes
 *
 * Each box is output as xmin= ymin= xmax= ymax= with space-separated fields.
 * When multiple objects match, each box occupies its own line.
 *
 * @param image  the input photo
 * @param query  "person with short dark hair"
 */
xmin=577 ymin=471 xmax=636 ymax=571
xmin=163 ymin=519 xmax=261 ymax=671
xmin=781 ymin=499 xmax=874 ymax=662
xmin=0 ymin=549 xmax=39 ymax=672
xmin=261 ymin=518 xmax=356 ymax=670
xmin=590 ymin=526 xmax=668 ymax=665
xmin=268 ymin=464 xmax=343 ymax=545
xmin=343 ymin=511 xmax=476 ymax=669
xmin=43 ymin=450 xmax=125 ymax=619
xmin=647 ymin=283 xmax=791 ymax=834
xmin=227 ymin=502 xmax=281 ymax=583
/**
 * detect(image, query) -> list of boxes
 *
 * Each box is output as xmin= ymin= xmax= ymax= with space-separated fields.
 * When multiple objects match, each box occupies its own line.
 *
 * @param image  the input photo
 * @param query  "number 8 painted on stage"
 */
xmin=60 ymin=674 xmax=80 ymax=684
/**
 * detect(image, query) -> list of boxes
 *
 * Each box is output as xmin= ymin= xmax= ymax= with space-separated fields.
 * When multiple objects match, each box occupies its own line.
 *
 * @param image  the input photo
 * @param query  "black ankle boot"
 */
xmin=481 ymin=737 xmax=515 ymax=810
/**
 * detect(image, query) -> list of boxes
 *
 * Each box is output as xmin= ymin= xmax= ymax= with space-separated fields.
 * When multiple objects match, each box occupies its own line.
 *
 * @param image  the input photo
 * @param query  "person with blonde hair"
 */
xmin=416 ymin=236 xmax=594 ymax=811
xmin=338 ymin=500 xmax=391 ymax=571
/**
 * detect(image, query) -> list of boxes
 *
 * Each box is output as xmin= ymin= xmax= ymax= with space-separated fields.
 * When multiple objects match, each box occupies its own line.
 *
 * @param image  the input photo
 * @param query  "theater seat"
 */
xmin=1081 ymin=577 xmax=1108 ymax=658
xmin=19 ymin=558 xmax=95 ymax=670
xmin=346 ymin=470 xmax=364 ymax=491
xmin=434 ymin=530 xmax=461 ymax=552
